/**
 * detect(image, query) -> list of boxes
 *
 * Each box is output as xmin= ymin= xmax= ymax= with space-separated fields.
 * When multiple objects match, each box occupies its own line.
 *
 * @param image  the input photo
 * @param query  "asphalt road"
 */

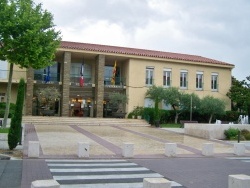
xmin=130 ymin=157 xmax=250 ymax=188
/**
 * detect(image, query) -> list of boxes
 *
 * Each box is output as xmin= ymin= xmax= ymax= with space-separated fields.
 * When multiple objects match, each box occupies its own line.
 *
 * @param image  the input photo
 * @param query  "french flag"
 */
xmin=79 ymin=63 xmax=84 ymax=87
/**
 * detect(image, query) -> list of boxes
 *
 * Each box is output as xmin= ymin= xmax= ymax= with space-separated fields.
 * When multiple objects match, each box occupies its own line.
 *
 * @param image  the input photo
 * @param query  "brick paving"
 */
xmin=8 ymin=123 xmax=250 ymax=187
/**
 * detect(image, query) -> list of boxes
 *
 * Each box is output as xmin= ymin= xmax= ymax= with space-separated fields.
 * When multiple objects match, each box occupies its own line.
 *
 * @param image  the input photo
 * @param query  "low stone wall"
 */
xmin=184 ymin=123 xmax=250 ymax=139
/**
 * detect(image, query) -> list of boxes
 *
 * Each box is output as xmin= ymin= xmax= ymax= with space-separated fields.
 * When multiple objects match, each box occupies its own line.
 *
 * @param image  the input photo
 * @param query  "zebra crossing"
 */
xmin=226 ymin=157 xmax=250 ymax=163
xmin=46 ymin=159 xmax=184 ymax=188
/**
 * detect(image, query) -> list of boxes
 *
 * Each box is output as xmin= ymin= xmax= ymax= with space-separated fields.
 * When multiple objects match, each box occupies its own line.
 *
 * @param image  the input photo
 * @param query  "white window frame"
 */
xmin=163 ymin=69 xmax=171 ymax=87
xmin=196 ymin=71 xmax=203 ymax=90
xmin=146 ymin=67 xmax=154 ymax=86
xmin=211 ymin=73 xmax=218 ymax=91
xmin=180 ymin=70 xmax=188 ymax=89
xmin=144 ymin=98 xmax=154 ymax=108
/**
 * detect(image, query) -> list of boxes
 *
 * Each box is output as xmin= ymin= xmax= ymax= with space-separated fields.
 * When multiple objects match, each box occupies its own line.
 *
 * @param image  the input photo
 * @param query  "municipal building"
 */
xmin=0 ymin=41 xmax=235 ymax=118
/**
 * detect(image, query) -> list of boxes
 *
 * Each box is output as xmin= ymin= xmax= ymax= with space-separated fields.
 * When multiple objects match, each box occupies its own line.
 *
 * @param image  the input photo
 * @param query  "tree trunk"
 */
xmin=175 ymin=111 xmax=179 ymax=124
xmin=209 ymin=114 xmax=213 ymax=124
xmin=2 ymin=63 xmax=14 ymax=128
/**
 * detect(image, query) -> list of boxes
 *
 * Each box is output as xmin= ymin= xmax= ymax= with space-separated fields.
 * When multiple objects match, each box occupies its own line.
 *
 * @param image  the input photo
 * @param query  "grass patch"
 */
xmin=0 ymin=128 xmax=9 ymax=133
xmin=160 ymin=124 xmax=181 ymax=128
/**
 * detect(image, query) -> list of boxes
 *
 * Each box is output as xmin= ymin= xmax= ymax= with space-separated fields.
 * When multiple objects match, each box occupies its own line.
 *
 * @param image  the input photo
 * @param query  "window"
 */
xmin=196 ymin=72 xmax=203 ymax=90
xmin=163 ymin=69 xmax=171 ymax=87
xmin=0 ymin=60 xmax=8 ymax=79
xmin=144 ymin=98 xmax=154 ymax=108
xmin=211 ymin=73 xmax=218 ymax=91
xmin=180 ymin=70 xmax=188 ymax=89
xmin=146 ymin=67 xmax=154 ymax=86
xmin=0 ymin=93 xmax=5 ymax=102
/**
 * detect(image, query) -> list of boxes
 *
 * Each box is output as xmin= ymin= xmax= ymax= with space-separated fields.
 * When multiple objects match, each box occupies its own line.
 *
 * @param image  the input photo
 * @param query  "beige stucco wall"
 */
xmin=126 ymin=58 xmax=232 ymax=114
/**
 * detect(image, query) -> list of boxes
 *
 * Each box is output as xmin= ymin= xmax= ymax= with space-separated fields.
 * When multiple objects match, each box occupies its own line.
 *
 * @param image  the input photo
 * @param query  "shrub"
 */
xmin=241 ymin=129 xmax=250 ymax=136
xmin=244 ymin=133 xmax=250 ymax=140
xmin=224 ymin=127 xmax=239 ymax=140
xmin=8 ymin=78 xmax=25 ymax=150
xmin=0 ymin=102 xmax=16 ymax=118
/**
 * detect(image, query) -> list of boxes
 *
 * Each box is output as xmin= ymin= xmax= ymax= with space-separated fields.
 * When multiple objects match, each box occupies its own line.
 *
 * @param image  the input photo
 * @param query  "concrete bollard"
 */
xmin=28 ymin=141 xmax=40 ymax=158
xmin=202 ymin=143 xmax=214 ymax=156
xmin=165 ymin=143 xmax=177 ymax=157
xmin=31 ymin=179 xmax=60 ymax=188
xmin=122 ymin=143 xmax=134 ymax=158
xmin=228 ymin=174 xmax=250 ymax=188
xmin=234 ymin=143 xmax=245 ymax=156
xmin=143 ymin=178 xmax=171 ymax=188
xmin=78 ymin=142 xmax=90 ymax=158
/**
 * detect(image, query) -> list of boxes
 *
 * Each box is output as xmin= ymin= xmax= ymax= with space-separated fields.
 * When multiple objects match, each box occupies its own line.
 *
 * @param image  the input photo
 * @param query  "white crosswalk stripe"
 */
xmin=226 ymin=157 xmax=250 ymax=163
xmin=46 ymin=159 xmax=184 ymax=188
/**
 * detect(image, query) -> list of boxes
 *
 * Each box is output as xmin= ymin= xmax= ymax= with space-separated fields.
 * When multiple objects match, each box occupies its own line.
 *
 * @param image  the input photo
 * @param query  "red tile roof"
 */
xmin=60 ymin=41 xmax=234 ymax=67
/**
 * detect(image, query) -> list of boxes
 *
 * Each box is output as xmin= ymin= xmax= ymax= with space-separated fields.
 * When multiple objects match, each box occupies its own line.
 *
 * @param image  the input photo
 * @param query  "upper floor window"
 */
xmin=163 ymin=69 xmax=171 ymax=87
xmin=211 ymin=73 xmax=218 ymax=91
xmin=180 ymin=70 xmax=188 ymax=89
xmin=196 ymin=72 xmax=203 ymax=90
xmin=146 ymin=67 xmax=154 ymax=86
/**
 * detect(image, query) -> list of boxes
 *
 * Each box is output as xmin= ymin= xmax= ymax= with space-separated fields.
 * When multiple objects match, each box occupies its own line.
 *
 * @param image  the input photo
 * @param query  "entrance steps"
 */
xmin=22 ymin=116 xmax=150 ymax=126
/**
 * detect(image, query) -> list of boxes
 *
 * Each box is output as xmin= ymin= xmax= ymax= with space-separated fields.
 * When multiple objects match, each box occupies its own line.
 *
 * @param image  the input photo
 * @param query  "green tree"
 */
xmin=227 ymin=76 xmax=250 ymax=115
xmin=200 ymin=96 xmax=226 ymax=123
xmin=145 ymin=85 xmax=165 ymax=126
xmin=179 ymin=93 xmax=201 ymax=121
xmin=0 ymin=0 xmax=61 ymax=127
xmin=163 ymin=87 xmax=181 ymax=124
xmin=109 ymin=92 xmax=128 ymax=113
xmin=8 ymin=78 xmax=25 ymax=150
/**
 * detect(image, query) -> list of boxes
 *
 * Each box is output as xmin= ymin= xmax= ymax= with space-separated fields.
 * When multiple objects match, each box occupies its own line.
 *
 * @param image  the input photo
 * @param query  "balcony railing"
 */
xmin=34 ymin=73 xmax=60 ymax=84
xmin=104 ymin=77 xmax=126 ymax=88
xmin=70 ymin=75 xmax=92 ymax=87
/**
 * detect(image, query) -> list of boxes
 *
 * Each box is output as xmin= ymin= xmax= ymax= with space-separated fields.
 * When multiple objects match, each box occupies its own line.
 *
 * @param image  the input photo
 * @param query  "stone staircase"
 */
xmin=22 ymin=116 xmax=150 ymax=126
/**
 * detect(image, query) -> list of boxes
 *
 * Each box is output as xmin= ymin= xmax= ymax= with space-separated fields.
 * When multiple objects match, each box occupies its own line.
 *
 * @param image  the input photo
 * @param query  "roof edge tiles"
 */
xmin=60 ymin=41 xmax=234 ymax=67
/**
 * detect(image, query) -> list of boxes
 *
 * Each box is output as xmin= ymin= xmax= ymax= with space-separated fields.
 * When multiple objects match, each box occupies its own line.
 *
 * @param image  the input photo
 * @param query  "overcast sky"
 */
xmin=34 ymin=0 xmax=250 ymax=81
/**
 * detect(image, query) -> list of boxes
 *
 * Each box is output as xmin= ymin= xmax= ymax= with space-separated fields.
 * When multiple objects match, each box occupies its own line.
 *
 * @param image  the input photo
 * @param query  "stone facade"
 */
xmin=61 ymin=52 xmax=71 ymax=116
xmin=94 ymin=55 xmax=105 ymax=117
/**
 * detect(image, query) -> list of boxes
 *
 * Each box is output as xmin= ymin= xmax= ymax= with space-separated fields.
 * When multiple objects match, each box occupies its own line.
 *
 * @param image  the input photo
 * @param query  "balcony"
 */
xmin=104 ymin=77 xmax=126 ymax=88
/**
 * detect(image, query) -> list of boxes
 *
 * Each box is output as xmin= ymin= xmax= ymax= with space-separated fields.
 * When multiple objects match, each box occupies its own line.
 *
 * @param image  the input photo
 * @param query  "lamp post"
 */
xmin=190 ymin=95 xmax=192 ymax=121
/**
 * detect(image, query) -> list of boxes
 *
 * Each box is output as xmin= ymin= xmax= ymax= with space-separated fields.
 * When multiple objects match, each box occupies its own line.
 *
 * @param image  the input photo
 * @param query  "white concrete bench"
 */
xmin=28 ymin=141 xmax=40 ymax=158
xmin=122 ymin=142 xmax=134 ymax=158
xmin=234 ymin=143 xmax=245 ymax=156
xmin=31 ymin=179 xmax=60 ymax=188
xmin=165 ymin=143 xmax=177 ymax=157
xmin=228 ymin=174 xmax=250 ymax=188
xmin=143 ymin=178 xmax=171 ymax=188
xmin=202 ymin=143 xmax=214 ymax=156
xmin=78 ymin=142 xmax=89 ymax=158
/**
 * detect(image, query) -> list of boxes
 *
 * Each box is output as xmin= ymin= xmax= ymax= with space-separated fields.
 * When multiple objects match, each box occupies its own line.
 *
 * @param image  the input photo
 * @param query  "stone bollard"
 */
xmin=78 ymin=142 xmax=90 ymax=158
xmin=28 ymin=141 xmax=40 ymax=158
xmin=202 ymin=143 xmax=214 ymax=156
xmin=143 ymin=178 xmax=171 ymax=188
xmin=165 ymin=143 xmax=177 ymax=157
xmin=234 ymin=143 xmax=245 ymax=156
xmin=31 ymin=179 xmax=60 ymax=188
xmin=122 ymin=143 xmax=134 ymax=158
xmin=228 ymin=174 xmax=250 ymax=188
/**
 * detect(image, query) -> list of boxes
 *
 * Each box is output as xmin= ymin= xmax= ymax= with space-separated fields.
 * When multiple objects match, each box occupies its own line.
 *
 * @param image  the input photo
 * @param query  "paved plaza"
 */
xmin=1 ymin=122 xmax=250 ymax=187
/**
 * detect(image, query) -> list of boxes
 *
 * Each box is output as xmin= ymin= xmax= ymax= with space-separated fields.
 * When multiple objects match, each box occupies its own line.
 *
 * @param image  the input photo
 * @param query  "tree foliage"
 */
xmin=227 ymin=76 xmax=250 ymax=115
xmin=145 ymin=85 xmax=165 ymax=124
xmin=36 ymin=87 xmax=61 ymax=110
xmin=109 ymin=92 xmax=128 ymax=112
xmin=199 ymin=96 xmax=226 ymax=123
xmin=8 ymin=78 xmax=25 ymax=150
xmin=163 ymin=87 xmax=200 ymax=123
xmin=0 ymin=0 xmax=61 ymax=127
